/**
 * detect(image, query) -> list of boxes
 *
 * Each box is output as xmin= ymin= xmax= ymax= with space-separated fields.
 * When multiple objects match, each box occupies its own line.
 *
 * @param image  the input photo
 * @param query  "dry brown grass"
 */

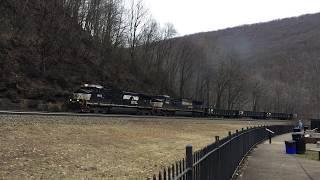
xmin=0 ymin=115 xmax=290 ymax=179
xmin=295 ymin=150 xmax=320 ymax=162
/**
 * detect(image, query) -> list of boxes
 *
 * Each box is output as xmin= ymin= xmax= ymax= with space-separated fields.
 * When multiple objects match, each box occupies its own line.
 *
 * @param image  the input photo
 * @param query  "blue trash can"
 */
xmin=285 ymin=140 xmax=296 ymax=154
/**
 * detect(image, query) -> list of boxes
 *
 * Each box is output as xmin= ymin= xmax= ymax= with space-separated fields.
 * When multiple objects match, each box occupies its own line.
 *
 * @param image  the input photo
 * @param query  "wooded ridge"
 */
xmin=1 ymin=0 xmax=319 ymax=117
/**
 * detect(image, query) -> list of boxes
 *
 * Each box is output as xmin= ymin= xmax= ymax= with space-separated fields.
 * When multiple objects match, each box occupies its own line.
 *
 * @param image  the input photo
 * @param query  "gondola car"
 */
xmin=242 ymin=111 xmax=266 ymax=119
xmin=206 ymin=108 xmax=243 ymax=118
xmin=270 ymin=112 xmax=291 ymax=120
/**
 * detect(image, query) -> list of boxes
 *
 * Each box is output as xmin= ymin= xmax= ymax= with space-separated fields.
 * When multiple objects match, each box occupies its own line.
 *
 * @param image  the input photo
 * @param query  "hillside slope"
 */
xmin=180 ymin=13 xmax=320 ymax=117
xmin=0 ymin=0 xmax=147 ymax=110
xmin=1 ymin=1 xmax=320 ymax=116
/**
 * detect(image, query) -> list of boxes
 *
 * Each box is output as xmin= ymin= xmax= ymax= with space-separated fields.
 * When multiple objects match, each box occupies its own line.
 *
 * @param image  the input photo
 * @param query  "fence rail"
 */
xmin=148 ymin=125 xmax=292 ymax=180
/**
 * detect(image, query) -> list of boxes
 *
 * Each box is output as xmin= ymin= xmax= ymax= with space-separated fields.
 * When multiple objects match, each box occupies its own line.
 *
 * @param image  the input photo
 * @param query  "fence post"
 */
xmin=215 ymin=136 xmax=220 ymax=145
xmin=215 ymin=136 xmax=221 ymax=180
xmin=186 ymin=145 xmax=193 ymax=180
xmin=269 ymin=131 xmax=272 ymax=144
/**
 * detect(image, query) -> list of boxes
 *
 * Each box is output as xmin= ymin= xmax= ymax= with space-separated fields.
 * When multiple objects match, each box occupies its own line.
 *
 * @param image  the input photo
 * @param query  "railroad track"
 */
xmin=0 ymin=110 xmax=294 ymax=126
xmin=0 ymin=110 xmax=214 ymax=120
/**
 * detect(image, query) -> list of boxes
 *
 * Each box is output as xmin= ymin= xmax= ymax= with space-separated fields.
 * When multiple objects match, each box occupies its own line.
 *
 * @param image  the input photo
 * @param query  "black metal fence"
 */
xmin=148 ymin=125 xmax=292 ymax=180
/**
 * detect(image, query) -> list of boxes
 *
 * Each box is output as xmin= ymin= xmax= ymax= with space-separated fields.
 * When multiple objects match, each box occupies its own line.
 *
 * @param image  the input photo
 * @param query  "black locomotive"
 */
xmin=68 ymin=84 xmax=296 ymax=120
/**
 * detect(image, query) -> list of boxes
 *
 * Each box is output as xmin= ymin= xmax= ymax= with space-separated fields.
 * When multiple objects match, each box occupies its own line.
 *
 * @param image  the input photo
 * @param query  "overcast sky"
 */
xmin=143 ymin=0 xmax=320 ymax=36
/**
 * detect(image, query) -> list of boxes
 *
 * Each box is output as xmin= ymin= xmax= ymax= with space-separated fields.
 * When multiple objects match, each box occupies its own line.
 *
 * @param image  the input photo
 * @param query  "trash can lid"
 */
xmin=292 ymin=132 xmax=304 ymax=135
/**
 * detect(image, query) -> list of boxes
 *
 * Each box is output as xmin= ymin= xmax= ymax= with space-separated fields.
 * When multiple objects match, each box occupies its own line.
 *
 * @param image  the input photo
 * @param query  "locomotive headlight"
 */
xmin=77 ymin=99 xmax=79 ymax=102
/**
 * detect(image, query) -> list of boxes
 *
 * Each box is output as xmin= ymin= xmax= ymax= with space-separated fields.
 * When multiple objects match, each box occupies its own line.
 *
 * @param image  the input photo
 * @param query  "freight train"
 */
xmin=68 ymin=84 xmax=296 ymax=120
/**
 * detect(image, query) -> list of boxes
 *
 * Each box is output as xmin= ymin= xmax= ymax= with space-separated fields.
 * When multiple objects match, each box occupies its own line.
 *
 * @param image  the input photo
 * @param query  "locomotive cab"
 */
xmin=69 ymin=84 xmax=104 ymax=112
xmin=122 ymin=92 xmax=139 ymax=105
xmin=151 ymin=95 xmax=171 ymax=108
xmin=71 ymin=84 xmax=103 ymax=102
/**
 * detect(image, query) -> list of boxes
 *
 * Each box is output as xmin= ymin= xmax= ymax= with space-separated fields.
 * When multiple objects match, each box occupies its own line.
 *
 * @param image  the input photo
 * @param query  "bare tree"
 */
xmin=213 ymin=61 xmax=229 ymax=109
xmin=139 ymin=18 xmax=161 ymax=74
xmin=225 ymin=60 xmax=247 ymax=110
xmin=173 ymin=40 xmax=202 ymax=98
xmin=210 ymin=55 xmax=249 ymax=110
xmin=126 ymin=0 xmax=148 ymax=66
xmin=154 ymin=23 xmax=177 ymax=93
xmin=250 ymin=81 xmax=263 ymax=111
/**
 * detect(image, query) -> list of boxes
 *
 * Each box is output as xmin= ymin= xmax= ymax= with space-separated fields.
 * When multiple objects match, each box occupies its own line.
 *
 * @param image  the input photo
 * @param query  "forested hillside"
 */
xmin=184 ymin=13 xmax=320 ymax=118
xmin=1 ymin=0 xmax=320 ymax=117
xmin=0 ymin=0 xmax=179 ymax=110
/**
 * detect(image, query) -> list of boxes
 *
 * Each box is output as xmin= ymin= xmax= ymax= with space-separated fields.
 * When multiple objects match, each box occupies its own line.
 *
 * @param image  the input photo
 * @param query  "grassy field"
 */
xmin=0 ymin=115 xmax=290 ymax=179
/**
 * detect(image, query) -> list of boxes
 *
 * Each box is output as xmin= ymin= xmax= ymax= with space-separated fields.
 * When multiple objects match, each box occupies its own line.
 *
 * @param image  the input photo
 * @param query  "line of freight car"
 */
xmin=68 ymin=84 xmax=295 ymax=120
xmin=75 ymin=102 xmax=205 ymax=117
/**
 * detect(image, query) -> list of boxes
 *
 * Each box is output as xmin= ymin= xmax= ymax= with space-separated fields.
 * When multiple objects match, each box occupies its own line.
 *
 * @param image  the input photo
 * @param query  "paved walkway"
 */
xmin=238 ymin=133 xmax=320 ymax=180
